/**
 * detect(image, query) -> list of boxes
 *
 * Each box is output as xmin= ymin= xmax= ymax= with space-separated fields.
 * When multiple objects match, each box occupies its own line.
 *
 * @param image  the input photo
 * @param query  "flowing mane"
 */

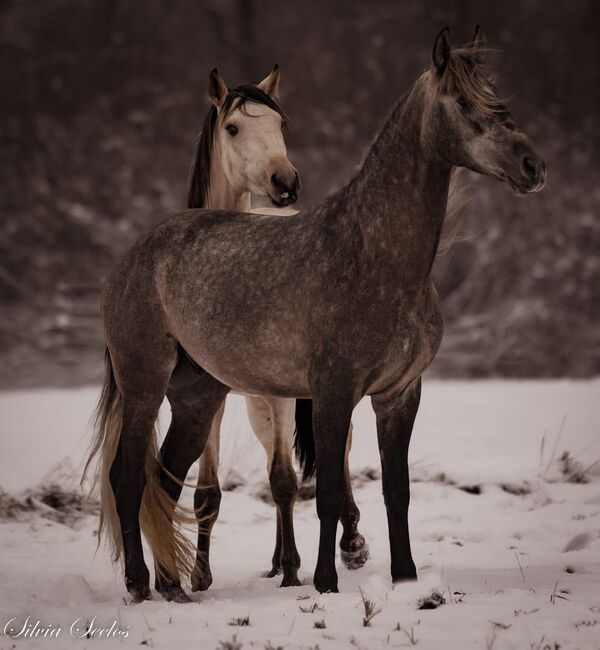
xmin=186 ymin=85 xmax=288 ymax=209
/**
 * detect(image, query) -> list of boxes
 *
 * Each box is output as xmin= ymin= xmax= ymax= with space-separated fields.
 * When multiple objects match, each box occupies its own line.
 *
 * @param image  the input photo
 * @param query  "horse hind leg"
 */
xmin=155 ymin=354 xmax=228 ymax=601
xmin=246 ymin=396 xmax=301 ymax=587
xmin=191 ymin=403 xmax=224 ymax=592
xmin=107 ymin=337 xmax=178 ymax=602
xmin=339 ymin=423 xmax=369 ymax=569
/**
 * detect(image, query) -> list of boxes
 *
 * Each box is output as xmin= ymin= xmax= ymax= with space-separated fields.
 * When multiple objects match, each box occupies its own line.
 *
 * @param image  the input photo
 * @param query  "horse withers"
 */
xmin=93 ymin=26 xmax=545 ymax=600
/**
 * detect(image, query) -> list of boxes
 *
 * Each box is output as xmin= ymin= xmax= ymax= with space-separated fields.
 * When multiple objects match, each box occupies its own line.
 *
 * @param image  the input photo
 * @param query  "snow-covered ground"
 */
xmin=1 ymin=380 xmax=599 ymax=649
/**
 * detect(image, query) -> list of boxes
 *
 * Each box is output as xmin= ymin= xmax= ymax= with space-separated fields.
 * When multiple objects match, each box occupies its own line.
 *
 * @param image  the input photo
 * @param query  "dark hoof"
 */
xmin=392 ymin=573 xmax=418 ymax=584
xmin=392 ymin=566 xmax=418 ymax=583
xmin=127 ymin=584 xmax=152 ymax=604
xmin=314 ymin=572 xmax=339 ymax=594
xmin=340 ymin=534 xmax=370 ymax=570
xmin=280 ymin=573 xmax=301 ymax=588
xmin=191 ymin=568 xmax=213 ymax=592
xmin=158 ymin=585 xmax=192 ymax=603
xmin=265 ymin=567 xmax=281 ymax=578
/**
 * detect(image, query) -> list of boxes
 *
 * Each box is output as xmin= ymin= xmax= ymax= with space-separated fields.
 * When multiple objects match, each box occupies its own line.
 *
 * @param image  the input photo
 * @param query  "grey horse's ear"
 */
xmin=209 ymin=68 xmax=228 ymax=109
xmin=257 ymin=64 xmax=281 ymax=98
xmin=432 ymin=27 xmax=451 ymax=77
xmin=471 ymin=24 xmax=485 ymax=63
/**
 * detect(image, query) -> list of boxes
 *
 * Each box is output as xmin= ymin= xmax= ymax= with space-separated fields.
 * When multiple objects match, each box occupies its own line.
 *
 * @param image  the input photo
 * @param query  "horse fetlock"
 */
xmin=191 ymin=560 xmax=213 ymax=592
xmin=280 ymin=571 xmax=301 ymax=588
xmin=281 ymin=548 xmax=301 ymax=572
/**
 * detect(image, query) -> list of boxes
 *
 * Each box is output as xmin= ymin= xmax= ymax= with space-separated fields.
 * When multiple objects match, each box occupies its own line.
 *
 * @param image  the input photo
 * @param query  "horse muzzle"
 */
xmin=269 ymin=170 xmax=300 ymax=207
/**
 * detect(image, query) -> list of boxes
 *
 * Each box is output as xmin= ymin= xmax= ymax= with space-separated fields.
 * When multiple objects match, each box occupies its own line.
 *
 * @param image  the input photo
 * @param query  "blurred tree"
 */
xmin=0 ymin=0 xmax=598 ymax=386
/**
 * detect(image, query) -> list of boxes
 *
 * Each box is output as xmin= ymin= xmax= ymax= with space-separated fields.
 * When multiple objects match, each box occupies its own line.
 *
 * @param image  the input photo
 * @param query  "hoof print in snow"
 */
xmin=458 ymin=484 xmax=482 ymax=495
xmin=562 ymin=532 xmax=592 ymax=552
xmin=416 ymin=589 xmax=446 ymax=610
xmin=500 ymin=482 xmax=532 ymax=496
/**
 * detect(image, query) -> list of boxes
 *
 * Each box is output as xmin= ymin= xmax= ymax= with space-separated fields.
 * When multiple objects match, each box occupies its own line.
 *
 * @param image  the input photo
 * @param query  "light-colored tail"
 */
xmin=82 ymin=349 xmax=196 ymax=582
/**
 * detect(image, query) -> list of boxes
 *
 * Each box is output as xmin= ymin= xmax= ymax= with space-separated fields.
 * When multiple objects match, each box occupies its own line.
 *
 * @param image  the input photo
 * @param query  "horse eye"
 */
xmin=457 ymin=96 xmax=468 ymax=109
xmin=225 ymin=124 xmax=238 ymax=136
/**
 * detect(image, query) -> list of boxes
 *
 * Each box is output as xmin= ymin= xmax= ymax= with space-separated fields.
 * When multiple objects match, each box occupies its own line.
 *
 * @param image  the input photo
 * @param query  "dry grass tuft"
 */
xmin=299 ymin=602 xmax=324 ymax=613
xmin=359 ymin=588 xmax=381 ymax=627
xmin=217 ymin=635 xmax=242 ymax=650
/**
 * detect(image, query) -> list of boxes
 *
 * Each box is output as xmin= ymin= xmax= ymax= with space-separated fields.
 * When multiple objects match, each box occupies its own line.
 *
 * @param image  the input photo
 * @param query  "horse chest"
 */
xmin=364 ymin=287 xmax=443 ymax=399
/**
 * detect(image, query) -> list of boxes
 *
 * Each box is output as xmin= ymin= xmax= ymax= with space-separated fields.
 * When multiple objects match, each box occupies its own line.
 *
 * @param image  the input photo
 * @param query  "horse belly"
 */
xmin=174 ymin=315 xmax=311 ymax=398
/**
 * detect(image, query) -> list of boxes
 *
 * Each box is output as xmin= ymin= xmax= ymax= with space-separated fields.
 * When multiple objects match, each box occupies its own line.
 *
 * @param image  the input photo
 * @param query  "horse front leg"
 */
xmin=371 ymin=378 xmax=422 ymax=582
xmin=339 ymin=423 xmax=369 ymax=569
xmin=246 ymin=396 xmax=301 ymax=586
xmin=311 ymin=385 xmax=355 ymax=593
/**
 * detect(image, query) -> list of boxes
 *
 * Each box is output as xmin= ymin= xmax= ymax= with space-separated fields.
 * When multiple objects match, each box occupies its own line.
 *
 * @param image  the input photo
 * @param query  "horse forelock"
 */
xmin=186 ymin=84 xmax=288 ymax=209
xmin=438 ymin=46 xmax=506 ymax=117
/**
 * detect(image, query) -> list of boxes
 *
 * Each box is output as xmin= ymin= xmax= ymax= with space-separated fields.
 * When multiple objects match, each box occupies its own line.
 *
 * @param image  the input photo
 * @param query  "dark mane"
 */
xmin=439 ymin=46 xmax=506 ymax=116
xmin=186 ymin=85 xmax=287 ymax=209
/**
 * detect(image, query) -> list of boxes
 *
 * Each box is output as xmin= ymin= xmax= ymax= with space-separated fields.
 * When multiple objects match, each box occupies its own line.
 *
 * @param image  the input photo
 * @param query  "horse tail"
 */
xmin=293 ymin=399 xmax=316 ymax=482
xmin=81 ymin=348 xmax=125 ymax=565
xmin=83 ymin=349 xmax=196 ymax=581
xmin=139 ymin=452 xmax=196 ymax=582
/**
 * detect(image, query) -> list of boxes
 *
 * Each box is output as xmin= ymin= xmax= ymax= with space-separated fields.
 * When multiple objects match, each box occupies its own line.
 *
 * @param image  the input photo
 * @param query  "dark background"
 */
xmin=0 ymin=0 xmax=598 ymax=388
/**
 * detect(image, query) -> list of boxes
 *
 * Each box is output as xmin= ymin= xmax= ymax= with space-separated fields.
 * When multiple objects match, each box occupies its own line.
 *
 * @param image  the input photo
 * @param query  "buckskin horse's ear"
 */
xmin=432 ymin=27 xmax=451 ymax=77
xmin=470 ymin=24 xmax=485 ymax=63
xmin=257 ymin=64 xmax=281 ymax=98
xmin=208 ymin=68 xmax=228 ymax=109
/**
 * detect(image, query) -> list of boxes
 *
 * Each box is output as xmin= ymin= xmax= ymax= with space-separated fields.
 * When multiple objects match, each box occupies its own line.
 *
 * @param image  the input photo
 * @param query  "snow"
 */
xmin=1 ymin=380 xmax=599 ymax=649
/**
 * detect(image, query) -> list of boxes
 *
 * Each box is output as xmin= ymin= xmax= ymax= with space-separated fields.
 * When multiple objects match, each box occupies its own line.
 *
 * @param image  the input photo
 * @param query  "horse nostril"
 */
xmin=271 ymin=173 xmax=288 ymax=192
xmin=522 ymin=155 xmax=538 ymax=178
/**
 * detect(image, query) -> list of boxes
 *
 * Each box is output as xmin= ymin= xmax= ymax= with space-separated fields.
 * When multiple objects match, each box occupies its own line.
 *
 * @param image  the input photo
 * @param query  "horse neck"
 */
xmin=205 ymin=148 xmax=251 ymax=212
xmin=346 ymin=79 xmax=451 ymax=284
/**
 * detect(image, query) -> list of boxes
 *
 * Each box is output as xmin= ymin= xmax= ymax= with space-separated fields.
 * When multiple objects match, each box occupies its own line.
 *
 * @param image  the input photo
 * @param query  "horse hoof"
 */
xmin=280 ymin=574 xmax=301 ymax=588
xmin=127 ymin=584 xmax=152 ymax=604
xmin=159 ymin=585 xmax=192 ymax=603
xmin=191 ymin=570 xmax=213 ymax=592
xmin=340 ymin=534 xmax=370 ymax=570
xmin=264 ymin=567 xmax=281 ymax=579
xmin=314 ymin=573 xmax=339 ymax=594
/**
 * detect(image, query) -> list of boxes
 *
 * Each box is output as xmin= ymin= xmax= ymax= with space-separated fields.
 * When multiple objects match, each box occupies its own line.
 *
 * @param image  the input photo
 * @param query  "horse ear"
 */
xmin=208 ymin=68 xmax=228 ymax=109
xmin=257 ymin=64 xmax=281 ymax=98
xmin=471 ymin=24 xmax=485 ymax=63
xmin=432 ymin=27 xmax=451 ymax=77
